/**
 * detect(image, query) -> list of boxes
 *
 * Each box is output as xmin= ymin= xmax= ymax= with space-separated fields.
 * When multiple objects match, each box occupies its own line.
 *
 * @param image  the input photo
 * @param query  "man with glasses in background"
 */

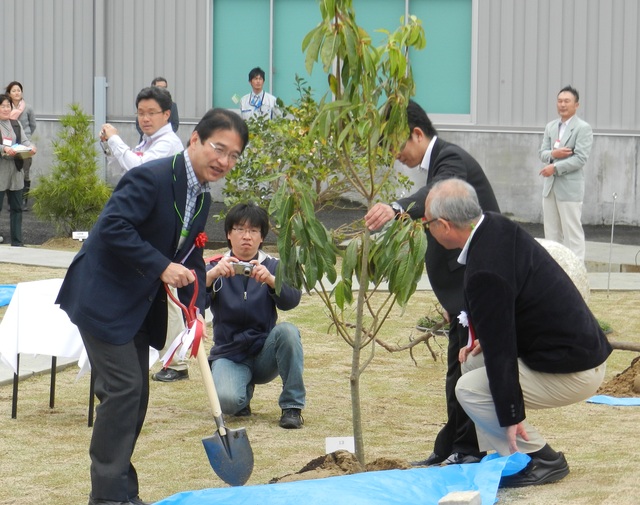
xmin=205 ymin=202 xmax=305 ymax=429
xmin=100 ymin=86 xmax=183 ymax=172
xmin=136 ymin=77 xmax=180 ymax=139
xmin=364 ymin=100 xmax=500 ymax=467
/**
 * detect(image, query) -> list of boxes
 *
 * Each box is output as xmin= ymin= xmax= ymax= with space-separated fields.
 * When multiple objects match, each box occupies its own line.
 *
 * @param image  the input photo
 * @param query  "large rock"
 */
xmin=536 ymin=239 xmax=590 ymax=302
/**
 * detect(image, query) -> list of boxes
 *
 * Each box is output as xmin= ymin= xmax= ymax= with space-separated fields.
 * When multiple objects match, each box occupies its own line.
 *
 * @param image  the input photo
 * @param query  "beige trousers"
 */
xmin=542 ymin=190 xmax=585 ymax=260
xmin=456 ymin=352 xmax=605 ymax=456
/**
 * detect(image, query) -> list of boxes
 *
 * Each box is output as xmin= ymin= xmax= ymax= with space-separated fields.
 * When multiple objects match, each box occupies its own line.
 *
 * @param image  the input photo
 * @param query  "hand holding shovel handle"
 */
xmin=164 ymin=273 xmax=254 ymax=486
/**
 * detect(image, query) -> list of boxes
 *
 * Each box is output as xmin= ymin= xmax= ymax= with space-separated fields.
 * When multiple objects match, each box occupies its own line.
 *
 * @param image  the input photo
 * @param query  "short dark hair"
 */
xmin=5 ymin=81 xmax=23 ymax=95
xmin=248 ymin=67 xmax=266 ymax=81
xmin=136 ymin=86 xmax=173 ymax=112
xmin=151 ymin=76 xmax=168 ymax=86
xmin=224 ymin=202 xmax=270 ymax=248
xmin=407 ymin=100 xmax=438 ymax=138
xmin=0 ymin=94 xmax=12 ymax=107
xmin=192 ymin=108 xmax=249 ymax=153
xmin=558 ymin=85 xmax=579 ymax=102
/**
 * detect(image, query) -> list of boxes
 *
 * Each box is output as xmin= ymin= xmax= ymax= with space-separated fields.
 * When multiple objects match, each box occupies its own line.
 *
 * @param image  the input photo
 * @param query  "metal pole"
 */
xmin=606 ymin=193 xmax=618 ymax=297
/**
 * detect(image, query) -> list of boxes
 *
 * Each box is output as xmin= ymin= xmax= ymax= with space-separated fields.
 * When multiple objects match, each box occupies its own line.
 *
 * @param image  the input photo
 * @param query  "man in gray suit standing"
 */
xmin=538 ymin=85 xmax=593 ymax=261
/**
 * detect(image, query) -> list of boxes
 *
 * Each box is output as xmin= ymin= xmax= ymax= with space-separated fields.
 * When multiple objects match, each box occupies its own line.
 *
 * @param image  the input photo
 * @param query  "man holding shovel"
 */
xmin=57 ymin=109 xmax=248 ymax=505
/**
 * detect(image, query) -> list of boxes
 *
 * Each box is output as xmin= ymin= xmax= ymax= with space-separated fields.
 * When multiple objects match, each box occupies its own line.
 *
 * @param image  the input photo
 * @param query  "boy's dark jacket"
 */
xmin=207 ymin=250 xmax=301 ymax=363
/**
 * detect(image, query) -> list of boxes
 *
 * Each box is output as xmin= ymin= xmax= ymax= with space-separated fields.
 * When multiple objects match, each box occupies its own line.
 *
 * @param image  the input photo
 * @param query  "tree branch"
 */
xmin=609 ymin=340 xmax=640 ymax=352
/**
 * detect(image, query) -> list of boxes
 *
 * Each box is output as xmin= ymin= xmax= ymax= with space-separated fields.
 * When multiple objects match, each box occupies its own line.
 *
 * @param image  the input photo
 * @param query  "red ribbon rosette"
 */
xmin=194 ymin=231 xmax=208 ymax=248
xmin=180 ymin=231 xmax=209 ymax=265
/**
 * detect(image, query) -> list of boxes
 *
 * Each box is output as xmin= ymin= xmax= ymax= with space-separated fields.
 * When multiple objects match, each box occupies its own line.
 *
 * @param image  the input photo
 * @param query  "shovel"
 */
xmin=164 ymin=277 xmax=254 ymax=486
xmin=195 ymin=337 xmax=254 ymax=486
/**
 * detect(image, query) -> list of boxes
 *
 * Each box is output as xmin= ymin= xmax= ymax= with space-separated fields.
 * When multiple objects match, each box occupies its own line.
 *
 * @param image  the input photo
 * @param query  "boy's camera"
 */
xmin=233 ymin=261 xmax=255 ymax=276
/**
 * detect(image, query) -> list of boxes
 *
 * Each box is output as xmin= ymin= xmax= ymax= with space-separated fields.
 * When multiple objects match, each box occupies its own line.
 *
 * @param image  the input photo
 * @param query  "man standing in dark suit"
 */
xmin=57 ymin=108 xmax=248 ymax=505
xmin=424 ymin=178 xmax=611 ymax=487
xmin=365 ymin=100 xmax=500 ymax=467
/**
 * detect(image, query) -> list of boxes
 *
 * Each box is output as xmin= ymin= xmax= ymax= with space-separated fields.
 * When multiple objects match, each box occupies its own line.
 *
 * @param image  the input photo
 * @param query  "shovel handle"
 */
xmin=196 ymin=338 xmax=227 ymax=436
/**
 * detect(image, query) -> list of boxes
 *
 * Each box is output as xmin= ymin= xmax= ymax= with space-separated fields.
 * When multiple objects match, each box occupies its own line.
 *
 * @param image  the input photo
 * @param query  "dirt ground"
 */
xmin=271 ymin=450 xmax=411 ymax=483
xmin=274 ymin=359 xmax=640 ymax=482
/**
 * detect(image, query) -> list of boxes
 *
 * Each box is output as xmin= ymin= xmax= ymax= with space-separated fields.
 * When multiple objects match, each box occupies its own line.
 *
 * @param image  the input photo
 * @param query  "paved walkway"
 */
xmin=1 ymin=239 xmax=639 ymax=388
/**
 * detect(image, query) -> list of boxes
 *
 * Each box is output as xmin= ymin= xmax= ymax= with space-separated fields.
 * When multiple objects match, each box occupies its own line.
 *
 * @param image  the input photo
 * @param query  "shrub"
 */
xmin=31 ymin=104 xmax=112 ymax=236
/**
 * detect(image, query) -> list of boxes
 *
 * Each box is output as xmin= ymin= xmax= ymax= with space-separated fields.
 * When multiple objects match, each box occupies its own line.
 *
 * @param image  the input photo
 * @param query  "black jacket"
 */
xmin=207 ymin=251 xmax=301 ymax=363
xmin=397 ymin=137 xmax=500 ymax=314
xmin=57 ymin=153 xmax=209 ymax=350
xmin=464 ymin=212 xmax=612 ymax=426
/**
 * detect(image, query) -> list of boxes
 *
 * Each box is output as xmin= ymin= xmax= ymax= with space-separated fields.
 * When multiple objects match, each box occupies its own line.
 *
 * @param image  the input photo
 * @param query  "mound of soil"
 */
xmin=270 ymin=450 xmax=411 ymax=483
xmin=597 ymin=355 xmax=640 ymax=396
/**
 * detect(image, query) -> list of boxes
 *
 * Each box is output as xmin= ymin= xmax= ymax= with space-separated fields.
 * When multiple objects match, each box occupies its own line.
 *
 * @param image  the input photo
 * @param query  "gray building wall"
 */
xmin=474 ymin=0 xmax=640 ymax=131
xmin=2 ymin=0 xmax=639 ymax=226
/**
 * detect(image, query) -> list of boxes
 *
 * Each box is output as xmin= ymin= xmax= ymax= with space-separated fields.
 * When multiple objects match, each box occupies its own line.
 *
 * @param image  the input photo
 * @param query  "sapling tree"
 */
xmin=269 ymin=0 xmax=427 ymax=464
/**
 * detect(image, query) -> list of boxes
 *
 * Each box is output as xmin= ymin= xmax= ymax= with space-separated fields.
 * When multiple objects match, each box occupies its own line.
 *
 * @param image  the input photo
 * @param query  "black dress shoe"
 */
xmin=152 ymin=368 xmax=188 ymax=382
xmin=441 ymin=452 xmax=483 ymax=466
xmin=500 ymin=452 xmax=569 ymax=488
xmin=411 ymin=452 xmax=446 ymax=467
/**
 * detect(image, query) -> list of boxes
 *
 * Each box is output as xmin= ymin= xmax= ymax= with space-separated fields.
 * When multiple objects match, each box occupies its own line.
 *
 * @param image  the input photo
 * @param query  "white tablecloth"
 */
xmin=0 ymin=278 xmax=158 ymax=376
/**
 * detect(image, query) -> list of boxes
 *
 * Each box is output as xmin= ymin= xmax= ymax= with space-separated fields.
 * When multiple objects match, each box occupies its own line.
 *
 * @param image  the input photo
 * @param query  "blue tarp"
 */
xmin=587 ymin=394 xmax=640 ymax=406
xmin=0 ymin=285 xmax=16 ymax=307
xmin=155 ymin=453 xmax=530 ymax=505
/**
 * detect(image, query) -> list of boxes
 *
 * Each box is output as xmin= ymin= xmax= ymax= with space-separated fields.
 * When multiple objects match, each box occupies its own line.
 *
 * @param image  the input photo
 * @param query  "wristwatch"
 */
xmin=390 ymin=202 xmax=403 ymax=218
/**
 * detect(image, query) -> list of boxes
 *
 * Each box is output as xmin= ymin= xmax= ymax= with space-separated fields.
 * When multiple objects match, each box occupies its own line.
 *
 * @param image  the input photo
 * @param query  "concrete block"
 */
xmin=438 ymin=490 xmax=482 ymax=505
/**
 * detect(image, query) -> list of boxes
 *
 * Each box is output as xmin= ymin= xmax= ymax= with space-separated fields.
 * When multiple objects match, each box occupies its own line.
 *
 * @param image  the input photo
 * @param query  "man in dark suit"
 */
xmin=424 ymin=178 xmax=611 ymax=487
xmin=57 ymin=108 xmax=248 ymax=505
xmin=365 ymin=100 xmax=500 ymax=467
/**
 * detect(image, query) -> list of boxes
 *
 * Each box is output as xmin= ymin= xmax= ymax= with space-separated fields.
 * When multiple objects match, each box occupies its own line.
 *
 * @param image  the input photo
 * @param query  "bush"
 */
xmin=222 ymin=76 xmax=413 ymax=238
xmin=31 ymin=104 xmax=112 ymax=236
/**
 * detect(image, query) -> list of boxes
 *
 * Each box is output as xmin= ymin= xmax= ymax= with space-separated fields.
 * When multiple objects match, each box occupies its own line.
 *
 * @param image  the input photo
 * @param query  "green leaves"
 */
xmin=269 ymin=179 xmax=339 ymax=296
xmin=30 ymin=104 xmax=111 ymax=236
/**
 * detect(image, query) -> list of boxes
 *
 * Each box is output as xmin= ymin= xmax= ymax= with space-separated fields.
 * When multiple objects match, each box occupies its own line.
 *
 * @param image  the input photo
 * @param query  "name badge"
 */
xmin=3 ymin=137 xmax=12 ymax=147
xmin=553 ymin=140 xmax=560 ymax=149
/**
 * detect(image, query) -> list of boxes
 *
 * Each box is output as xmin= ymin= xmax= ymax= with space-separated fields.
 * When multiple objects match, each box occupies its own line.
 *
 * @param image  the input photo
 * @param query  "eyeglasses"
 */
xmin=210 ymin=143 xmax=241 ymax=164
xmin=135 ymin=111 xmax=164 ymax=119
xmin=422 ymin=217 xmax=440 ymax=230
xmin=231 ymin=227 xmax=261 ymax=237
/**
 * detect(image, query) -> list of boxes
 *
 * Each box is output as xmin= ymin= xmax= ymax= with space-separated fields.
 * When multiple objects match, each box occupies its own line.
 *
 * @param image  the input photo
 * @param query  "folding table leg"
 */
xmin=50 ymin=356 xmax=57 ymax=408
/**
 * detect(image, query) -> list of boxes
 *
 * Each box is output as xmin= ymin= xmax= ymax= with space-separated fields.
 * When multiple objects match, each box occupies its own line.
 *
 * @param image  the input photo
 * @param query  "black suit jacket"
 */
xmin=397 ymin=138 xmax=500 ymax=314
xmin=464 ymin=212 xmax=612 ymax=426
xmin=56 ymin=152 xmax=210 ymax=350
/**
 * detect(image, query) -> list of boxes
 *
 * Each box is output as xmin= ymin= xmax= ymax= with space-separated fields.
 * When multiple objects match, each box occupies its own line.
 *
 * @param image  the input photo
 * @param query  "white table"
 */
xmin=0 ymin=278 xmax=158 ymax=425
xmin=0 ymin=279 xmax=91 ymax=422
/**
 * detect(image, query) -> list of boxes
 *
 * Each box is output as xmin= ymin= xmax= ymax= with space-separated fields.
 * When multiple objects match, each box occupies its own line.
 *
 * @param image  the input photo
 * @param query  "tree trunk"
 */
xmin=351 ymin=230 xmax=371 ymax=465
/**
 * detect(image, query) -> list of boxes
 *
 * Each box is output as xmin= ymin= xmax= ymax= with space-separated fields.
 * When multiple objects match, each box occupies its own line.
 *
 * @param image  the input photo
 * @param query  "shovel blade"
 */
xmin=202 ymin=427 xmax=254 ymax=486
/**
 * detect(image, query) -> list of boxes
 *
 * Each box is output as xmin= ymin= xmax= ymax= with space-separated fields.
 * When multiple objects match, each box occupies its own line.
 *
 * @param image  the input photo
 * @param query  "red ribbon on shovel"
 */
xmin=162 ymin=270 xmax=204 ymax=365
